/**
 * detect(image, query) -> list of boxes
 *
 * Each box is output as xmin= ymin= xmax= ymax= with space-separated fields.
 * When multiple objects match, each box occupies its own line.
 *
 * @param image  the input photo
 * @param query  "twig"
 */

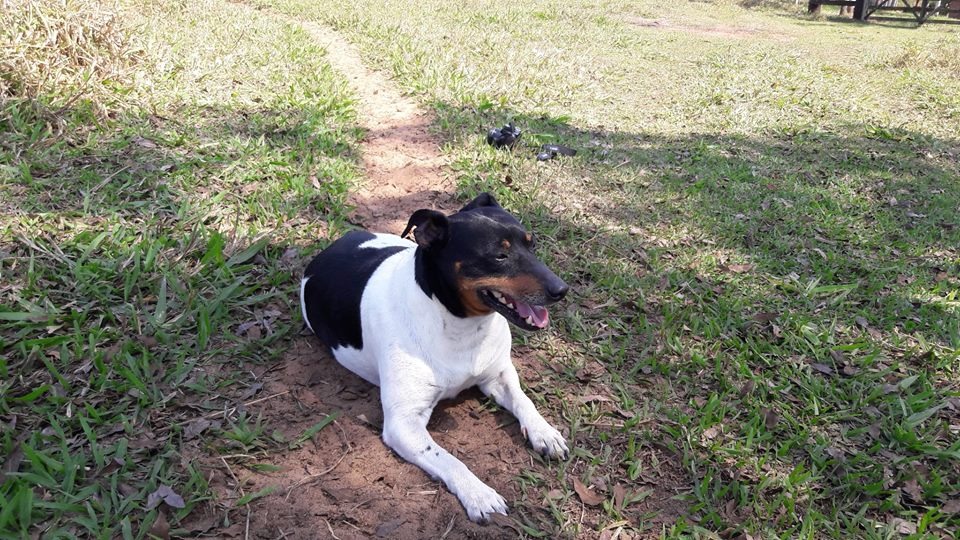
xmin=220 ymin=456 xmax=250 ymax=540
xmin=284 ymin=448 xmax=350 ymax=501
xmin=163 ymin=390 xmax=292 ymax=433
xmin=89 ymin=164 xmax=132 ymax=194
xmin=439 ymin=515 xmax=456 ymax=540
xmin=324 ymin=519 xmax=341 ymax=540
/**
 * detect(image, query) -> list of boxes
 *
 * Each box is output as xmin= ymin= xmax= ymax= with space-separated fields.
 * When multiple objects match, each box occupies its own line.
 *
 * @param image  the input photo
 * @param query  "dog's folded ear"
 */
xmin=402 ymin=209 xmax=449 ymax=249
xmin=459 ymin=192 xmax=500 ymax=213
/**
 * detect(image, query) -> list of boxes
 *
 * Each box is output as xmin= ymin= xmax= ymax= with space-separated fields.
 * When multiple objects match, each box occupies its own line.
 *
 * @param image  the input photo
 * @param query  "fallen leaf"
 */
xmin=723 ymin=263 xmax=754 ymax=274
xmin=612 ymin=483 xmax=627 ymax=509
xmin=702 ymin=425 xmax=721 ymax=440
xmin=146 ymin=485 xmax=185 ymax=510
xmin=841 ymin=364 xmax=859 ymax=377
xmin=134 ymin=136 xmax=158 ymax=148
xmin=101 ymin=457 xmax=125 ymax=476
xmin=544 ymin=489 xmax=564 ymax=500
xmin=867 ymin=423 xmax=882 ymax=440
xmin=901 ymin=478 xmax=923 ymax=502
xmin=942 ymin=499 xmax=960 ymax=513
xmin=183 ymin=418 xmax=212 ymax=441
xmin=237 ymin=382 xmax=263 ymax=401
xmin=246 ymin=325 xmax=262 ymax=340
xmin=0 ymin=440 xmax=25 ymax=485
xmin=855 ymin=316 xmax=869 ymax=328
xmin=891 ymin=517 xmax=916 ymax=534
xmin=763 ymin=408 xmax=779 ymax=429
xmin=825 ymin=446 xmax=845 ymax=460
xmin=375 ymin=518 xmax=406 ymax=537
xmin=146 ymin=510 xmax=170 ymax=540
xmin=810 ymin=363 xmax=833 ymax=375
xmin=752 ymin=311 xmax=778 ymax=323
xmin=578 ymin=394 xmax=613 ymax=404
xmin=739 ymin=380 xmax=756 ymax=398
xmin=829 ymin=350 xmax=845 ymax=363
xmin=572 ymin=478 xmax=604 ymax=506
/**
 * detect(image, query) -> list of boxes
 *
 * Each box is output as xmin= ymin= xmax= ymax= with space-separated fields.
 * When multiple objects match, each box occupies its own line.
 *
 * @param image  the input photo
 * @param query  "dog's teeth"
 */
xmin=507 ymin=303 xmax=514 ymax=309
xmin=525 ymin=316 xmax=533 ymax=325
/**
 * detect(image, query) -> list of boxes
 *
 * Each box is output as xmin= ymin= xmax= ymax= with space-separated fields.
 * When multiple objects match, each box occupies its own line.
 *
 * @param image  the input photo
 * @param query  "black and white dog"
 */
xmin=299 ymin=193 xmax=569 ymax=523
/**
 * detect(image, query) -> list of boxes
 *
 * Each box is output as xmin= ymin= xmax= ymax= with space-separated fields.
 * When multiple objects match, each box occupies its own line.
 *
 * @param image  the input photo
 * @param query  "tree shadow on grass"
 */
xmin=401 ymin=102 xmax=960 ymax=534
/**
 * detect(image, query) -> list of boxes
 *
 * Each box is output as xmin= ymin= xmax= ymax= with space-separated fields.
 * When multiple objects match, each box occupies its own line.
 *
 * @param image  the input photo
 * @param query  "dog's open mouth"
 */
xmin=481 ymin=289 xmax=550 ymax=330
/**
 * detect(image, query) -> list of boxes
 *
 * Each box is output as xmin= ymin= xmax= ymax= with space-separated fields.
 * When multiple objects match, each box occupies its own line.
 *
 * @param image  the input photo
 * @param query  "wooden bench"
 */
xmin=808 ymin=0 xmax=957 ymax=23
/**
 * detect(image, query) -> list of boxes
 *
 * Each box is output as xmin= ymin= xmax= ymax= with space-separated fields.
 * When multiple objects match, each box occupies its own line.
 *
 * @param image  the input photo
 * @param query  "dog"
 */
xmin=299 ymin=193 xmax=569 ymax=523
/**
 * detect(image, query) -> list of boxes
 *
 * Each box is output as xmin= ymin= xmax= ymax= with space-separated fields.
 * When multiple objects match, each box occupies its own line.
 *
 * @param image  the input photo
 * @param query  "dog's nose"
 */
xmin=546 ymin=281 xmax=569 ymax=301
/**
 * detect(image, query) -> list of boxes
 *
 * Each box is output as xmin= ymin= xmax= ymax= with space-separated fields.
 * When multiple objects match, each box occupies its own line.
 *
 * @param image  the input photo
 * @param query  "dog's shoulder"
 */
xmin=301 ymin=231 xmax=414 ymax=350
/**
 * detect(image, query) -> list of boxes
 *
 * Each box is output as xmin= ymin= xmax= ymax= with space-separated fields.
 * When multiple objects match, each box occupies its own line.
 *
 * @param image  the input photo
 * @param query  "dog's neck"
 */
xmin=413 ymin=248 xmax=468 ymax=319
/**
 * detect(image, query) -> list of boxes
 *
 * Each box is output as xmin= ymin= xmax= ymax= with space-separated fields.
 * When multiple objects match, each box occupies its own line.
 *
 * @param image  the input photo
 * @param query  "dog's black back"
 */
xmin=302 ymin=231 xmax=407 ymax=350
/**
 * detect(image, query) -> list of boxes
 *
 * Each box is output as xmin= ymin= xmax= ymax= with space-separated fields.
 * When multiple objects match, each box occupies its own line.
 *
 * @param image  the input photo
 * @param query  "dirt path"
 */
xmin=297 ymin=21 xmax=458 ymax=232
xmin=186 ymin=7 xmax=535 ymax=540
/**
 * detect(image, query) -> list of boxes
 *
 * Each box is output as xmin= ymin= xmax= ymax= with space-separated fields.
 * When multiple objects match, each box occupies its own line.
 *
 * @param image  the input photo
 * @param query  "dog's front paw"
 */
xmin=457 ymin=479 xmax=508 ymax=524
xmin=523 ymin=423 xmax=569 ymax=459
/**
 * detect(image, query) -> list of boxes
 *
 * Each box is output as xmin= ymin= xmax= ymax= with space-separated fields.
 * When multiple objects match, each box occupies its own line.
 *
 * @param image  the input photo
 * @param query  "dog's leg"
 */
xmin=380 ymin=387 xmax=508 ymax=523
xmin=479 ymin=365 xmax=569 ymax=459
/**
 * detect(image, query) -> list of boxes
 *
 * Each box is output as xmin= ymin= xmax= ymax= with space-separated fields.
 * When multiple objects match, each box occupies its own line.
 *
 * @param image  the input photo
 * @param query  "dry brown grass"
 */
xmin=0 ymin=0 xmax=141 ymax=132
xmin=883 ymin=36 xmax=960 ymax=73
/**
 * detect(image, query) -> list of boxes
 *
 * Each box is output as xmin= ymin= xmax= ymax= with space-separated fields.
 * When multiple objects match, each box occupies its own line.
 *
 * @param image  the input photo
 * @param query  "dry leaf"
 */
xmin=238 ymin=382 xmax=263 ymax=401
xmin=752 ymin=311 xmax=778 ymax=323
xmin=942 ymin=499 xmax=960 ymax=513
xmin=901 ymin=478 xmax=923 ymax=502
xmin=763 ymin=408 xmax=779 ymax=429
xmin=375 ymin=518 xmax=406 ymax=537
xmin=572 ymin=478 xmax=604 ymax=506
xmin=146 ymin=485 xmax=185 ymax=510
xmin=578 ymin=394 xmax=613 ymax=404
xmin=0 ymin=441 xmax=24 ymax=485
xmin=612 ymin=483 xmax=627 ymax=509
xmin=146 ymin=510 xmax=170 ymax=540
xmin=891 ymin=517 xmax=916 ymax=534
xmin=810 ymin=363 xmax=833 ymax=376
xmin=545 ymin=489 xmax=564 ymax=500
xmin=702 ymin=425 xmax=721 ymax=440
xmin=841 ymin=364 xmax=859 ymax=377
xmin=723 ymin=263 xmax=754 ymax=273
xmin=183 ymin=418 xmax=212 ymax=441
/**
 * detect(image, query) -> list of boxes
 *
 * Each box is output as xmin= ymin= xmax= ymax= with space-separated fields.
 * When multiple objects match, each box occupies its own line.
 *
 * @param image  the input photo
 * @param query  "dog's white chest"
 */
xmin=329 ymin=242 xmax=512 ymax=393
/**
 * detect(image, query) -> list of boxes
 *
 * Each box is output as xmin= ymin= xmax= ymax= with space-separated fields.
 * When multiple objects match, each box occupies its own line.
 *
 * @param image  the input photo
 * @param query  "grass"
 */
xmin=1 ymin=0 xmax=358 ymax=536
xmin=252 ymin=0 xmax=960 ymax=536
xmin=2 ymin=0 xmax=959 ymax=538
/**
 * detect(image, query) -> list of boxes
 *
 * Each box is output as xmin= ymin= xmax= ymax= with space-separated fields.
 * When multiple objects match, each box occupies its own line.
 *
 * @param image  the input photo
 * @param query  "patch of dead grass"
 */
xmin=0 ymin=0 xmax=141 ymax=130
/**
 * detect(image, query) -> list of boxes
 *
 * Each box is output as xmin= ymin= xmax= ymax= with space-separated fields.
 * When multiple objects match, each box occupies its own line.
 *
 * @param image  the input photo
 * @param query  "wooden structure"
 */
xmin=808 ymin=0 xmax=959 ymax=24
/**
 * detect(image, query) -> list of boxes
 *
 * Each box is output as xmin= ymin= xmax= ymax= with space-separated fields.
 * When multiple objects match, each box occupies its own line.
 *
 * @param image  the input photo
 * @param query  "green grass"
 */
xmin=252 ymin=0 xmax=960 ymax=536
xmin=1 ymin=0 xmax=357 ymax=537
xmin=3 ymin=0 xmax=959 ymax=538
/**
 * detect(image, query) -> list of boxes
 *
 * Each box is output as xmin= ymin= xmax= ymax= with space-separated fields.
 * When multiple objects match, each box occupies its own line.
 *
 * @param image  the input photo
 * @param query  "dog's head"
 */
xmin=402 ymin=193 xmax=568 ymax=330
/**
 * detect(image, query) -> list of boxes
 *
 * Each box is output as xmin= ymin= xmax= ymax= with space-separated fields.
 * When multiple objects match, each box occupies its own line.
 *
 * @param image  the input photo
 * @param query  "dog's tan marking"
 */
xmin=456 ymin=275 xmax=543 ymax=317
xmin=524 ymin=233 xmax=533 ymax=244
xmin=501 ymin=239 xmax=511 ymax=250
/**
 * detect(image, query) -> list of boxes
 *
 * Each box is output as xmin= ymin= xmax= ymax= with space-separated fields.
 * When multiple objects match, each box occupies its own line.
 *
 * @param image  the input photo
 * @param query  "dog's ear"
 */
xmin=401 ymin=209 xmax=449 ymax=249
xmin=458 ymin=192 xmax=500 ymax=213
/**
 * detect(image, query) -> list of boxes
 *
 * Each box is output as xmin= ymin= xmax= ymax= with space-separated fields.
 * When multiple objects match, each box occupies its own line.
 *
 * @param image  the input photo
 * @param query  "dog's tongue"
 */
xmin=514 ymin=300 xmax=549 ymax=328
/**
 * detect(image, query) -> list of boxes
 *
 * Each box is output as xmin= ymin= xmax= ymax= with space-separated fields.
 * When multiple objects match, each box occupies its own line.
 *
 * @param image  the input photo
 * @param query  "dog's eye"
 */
xmin=495 ymin=253 xmax=509 ymax=261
